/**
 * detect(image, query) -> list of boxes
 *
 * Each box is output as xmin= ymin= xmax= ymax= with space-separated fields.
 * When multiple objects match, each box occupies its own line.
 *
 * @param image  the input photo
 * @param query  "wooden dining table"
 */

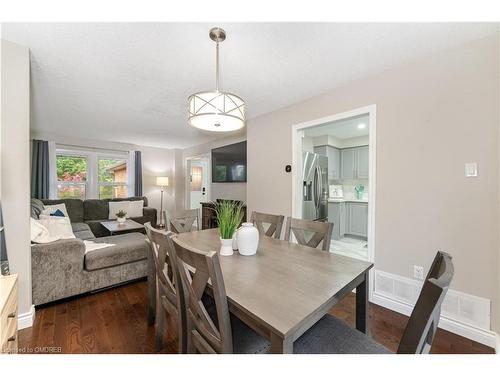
xmin=147 ymin=228 xmax=373 ymax=354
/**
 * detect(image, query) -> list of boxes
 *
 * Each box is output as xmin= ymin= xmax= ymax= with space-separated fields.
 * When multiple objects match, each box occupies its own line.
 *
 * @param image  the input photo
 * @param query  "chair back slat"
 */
xmin=397 ymin=251 xmax=454 ymax=354
xmin=284 ymin=217 xmax=334 ymax=251
xmin=164 ymin=209 xmax=200 ymax=233
xmin=144 ymin=223 xmax=186 ymax=353
xmin=250 ymin=211 xmax=285 ymax=239
xmin=172 ymin=236 xmax=233 ymax=354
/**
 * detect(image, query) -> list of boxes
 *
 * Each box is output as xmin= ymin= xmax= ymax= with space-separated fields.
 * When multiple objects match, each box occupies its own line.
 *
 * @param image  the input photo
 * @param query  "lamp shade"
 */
xmin=188 ymin=91 xmax=245 ymax=132
xmin=156 ymin=176 xmax=169 ymax=187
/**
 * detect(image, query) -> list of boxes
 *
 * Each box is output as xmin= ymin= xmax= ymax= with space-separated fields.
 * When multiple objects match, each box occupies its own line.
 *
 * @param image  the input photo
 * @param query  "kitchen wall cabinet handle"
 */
xmin=8 ymin=335 xmax=16 ymax=342
xmin=7 ymin=312 xmax=16 ymax=318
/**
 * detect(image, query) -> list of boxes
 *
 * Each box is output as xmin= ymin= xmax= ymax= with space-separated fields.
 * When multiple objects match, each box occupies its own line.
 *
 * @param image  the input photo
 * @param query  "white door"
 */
xmin=189 ymin=159 xmax=209 ymax=209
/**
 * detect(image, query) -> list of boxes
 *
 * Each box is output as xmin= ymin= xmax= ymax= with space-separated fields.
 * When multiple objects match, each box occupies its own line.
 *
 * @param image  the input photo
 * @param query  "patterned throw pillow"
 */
xmin=50 ymin=209 xmax=65 ymax=217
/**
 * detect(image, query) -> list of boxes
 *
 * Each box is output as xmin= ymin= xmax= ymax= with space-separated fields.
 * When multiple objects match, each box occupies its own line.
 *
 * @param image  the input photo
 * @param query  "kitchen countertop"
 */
xmin=328 ymin=198 xmax=368 ymax=203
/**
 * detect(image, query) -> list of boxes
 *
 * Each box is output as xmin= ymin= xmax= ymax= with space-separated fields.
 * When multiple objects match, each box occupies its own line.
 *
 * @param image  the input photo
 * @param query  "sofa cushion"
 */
xmin=71 ymin=222 xmax=96 ymax=240
xmin=84 ymin=232 xmax=149 ymax=271
xmin=83 ymin=199 xmax=109 ymax=221
xmin=42 ymin=199 xmax=84 ymax=223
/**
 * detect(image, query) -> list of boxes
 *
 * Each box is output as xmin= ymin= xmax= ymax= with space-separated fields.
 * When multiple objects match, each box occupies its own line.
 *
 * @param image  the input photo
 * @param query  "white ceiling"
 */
xmin=2 ymin=23 xmax=498 ymax=149
xmin=304 ymin=114 xmax=369 ymax=139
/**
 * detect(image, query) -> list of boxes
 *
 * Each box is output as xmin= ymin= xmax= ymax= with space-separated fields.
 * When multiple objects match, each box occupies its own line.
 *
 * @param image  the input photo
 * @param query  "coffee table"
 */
xmin=100 ymin=219 xmax=145 ymax=236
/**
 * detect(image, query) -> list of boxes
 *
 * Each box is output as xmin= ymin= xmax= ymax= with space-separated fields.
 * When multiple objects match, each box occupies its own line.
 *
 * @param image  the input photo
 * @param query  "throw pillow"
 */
xmin=30 ymin=198 xmax=45 ymax=219
xmin=128 ymin=200 xmax=144 ymax=217
xmin=42 ymin=203 xmax=69 ymax=218
xmin=37 ymin=215 xmax=76 ymax=241
xmin=108 ymin=201 xmax=130 ymax=220
xmin=30 ymin=217 xmax=61 ymax=244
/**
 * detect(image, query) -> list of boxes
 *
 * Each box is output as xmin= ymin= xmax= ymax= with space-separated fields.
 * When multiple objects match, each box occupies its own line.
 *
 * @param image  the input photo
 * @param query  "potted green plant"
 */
xmin=213 ymin=200 xmax=244 ymax=256
xmin=116 ymin=210 xmax=127 ymax=224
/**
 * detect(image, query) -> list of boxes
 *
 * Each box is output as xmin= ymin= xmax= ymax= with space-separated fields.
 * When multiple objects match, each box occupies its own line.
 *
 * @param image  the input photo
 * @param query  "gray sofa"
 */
xmin=31 ymin=197 xmax=157 ymax=306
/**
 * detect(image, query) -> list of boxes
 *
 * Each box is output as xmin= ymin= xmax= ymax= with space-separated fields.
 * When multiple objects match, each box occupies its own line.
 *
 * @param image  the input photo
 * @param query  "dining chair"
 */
xmin=284 ymin=217 xmax=334 ymax=251
xmin=250 ymin=211 xmax=285 ymax=239
xmin=164 ymin=208 xmax=199 ymax=233
xmin=294 ymin=251 xmax=454 ymax=354
xmin=145 ymin=223 xmax=187 ymax=353
xmin=170 ymin=236 xmax=271 ymax=354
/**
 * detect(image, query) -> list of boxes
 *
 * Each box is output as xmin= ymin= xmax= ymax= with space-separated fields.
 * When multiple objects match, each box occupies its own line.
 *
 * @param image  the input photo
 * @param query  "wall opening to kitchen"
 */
xmin=291 ymin=105 xmax=376 ymax=264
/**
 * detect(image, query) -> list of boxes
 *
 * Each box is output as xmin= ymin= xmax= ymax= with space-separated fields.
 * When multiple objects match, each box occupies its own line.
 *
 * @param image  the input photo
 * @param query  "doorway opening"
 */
xmin=292 ymin=105 xmax=376 ymax=264
xmin=185 ymin=154 xmax=210 ymax=210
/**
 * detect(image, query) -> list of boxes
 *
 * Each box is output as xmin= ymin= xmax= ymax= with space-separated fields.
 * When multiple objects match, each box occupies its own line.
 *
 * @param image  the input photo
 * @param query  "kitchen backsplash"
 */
xmin=330 ymin=179 xmax=369 ymax=200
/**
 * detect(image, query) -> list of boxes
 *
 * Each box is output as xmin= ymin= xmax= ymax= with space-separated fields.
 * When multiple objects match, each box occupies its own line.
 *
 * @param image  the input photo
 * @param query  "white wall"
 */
xmin=247 ymin=35 xmax=500 ymax=332
xmin=182 ymin=133 xmax=247 ymax=205
xmin=1 ymin=40 xmax=32 ymax=319
xmin=136 ymin=145 xmax=177 ymax=219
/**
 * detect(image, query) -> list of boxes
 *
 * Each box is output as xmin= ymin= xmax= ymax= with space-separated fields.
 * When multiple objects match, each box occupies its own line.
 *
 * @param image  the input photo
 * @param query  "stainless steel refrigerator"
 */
xmin=302 ymin=151 xmax=328 ymax=221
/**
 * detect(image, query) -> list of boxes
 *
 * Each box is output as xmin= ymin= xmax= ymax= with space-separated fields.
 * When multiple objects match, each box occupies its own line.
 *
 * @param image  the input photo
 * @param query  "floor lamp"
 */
xmin=156 ymin=176 xmax=169 ymax=229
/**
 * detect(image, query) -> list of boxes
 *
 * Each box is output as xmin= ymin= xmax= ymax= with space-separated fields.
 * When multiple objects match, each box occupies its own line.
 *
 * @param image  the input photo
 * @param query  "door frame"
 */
xmin=184 ymin=153 xmax=211 ymax=210
xmin=291 ymin=104 xmax=377 ymax=298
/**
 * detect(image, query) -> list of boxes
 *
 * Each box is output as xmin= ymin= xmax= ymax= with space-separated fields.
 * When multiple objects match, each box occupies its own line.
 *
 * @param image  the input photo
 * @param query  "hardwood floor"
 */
xmin=18 ymin=280 xmax=494 ymax=354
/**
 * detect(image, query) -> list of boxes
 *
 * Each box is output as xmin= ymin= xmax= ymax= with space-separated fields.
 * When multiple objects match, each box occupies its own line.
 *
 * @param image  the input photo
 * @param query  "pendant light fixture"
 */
xmin=188 ymin=27 xmax=245 ymax=132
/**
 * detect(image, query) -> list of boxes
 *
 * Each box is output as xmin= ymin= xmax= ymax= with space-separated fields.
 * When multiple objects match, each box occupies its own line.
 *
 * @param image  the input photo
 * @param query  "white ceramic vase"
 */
xmin=117 ymin=217 xmax=126 ymax=224
xmin=219 ymin=238 xmax=234 ymax=256
xmin=236 ymin=222 xmax=259 ymax=256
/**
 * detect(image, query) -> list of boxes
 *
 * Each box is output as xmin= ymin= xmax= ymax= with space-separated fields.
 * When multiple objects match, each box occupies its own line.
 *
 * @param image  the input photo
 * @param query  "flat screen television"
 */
xmin=212 ymin=141 xmax=247 ymax=183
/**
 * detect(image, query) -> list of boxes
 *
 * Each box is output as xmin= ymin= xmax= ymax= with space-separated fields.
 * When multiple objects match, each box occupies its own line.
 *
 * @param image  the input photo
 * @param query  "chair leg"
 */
xmin=155 ymin=308 xmax=165 ymax=351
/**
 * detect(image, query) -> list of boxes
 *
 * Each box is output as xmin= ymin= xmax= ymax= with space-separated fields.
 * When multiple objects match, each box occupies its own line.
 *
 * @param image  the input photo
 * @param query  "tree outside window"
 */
xmin=56 ymin=155 xmax=87 ymax=199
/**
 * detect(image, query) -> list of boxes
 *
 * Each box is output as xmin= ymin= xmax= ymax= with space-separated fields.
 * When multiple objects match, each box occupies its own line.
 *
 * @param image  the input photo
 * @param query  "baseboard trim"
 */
xmin=18 ymin=304 xmax=35 ymax=330
xmin=371 ymin=291 xmax=496 ymax=349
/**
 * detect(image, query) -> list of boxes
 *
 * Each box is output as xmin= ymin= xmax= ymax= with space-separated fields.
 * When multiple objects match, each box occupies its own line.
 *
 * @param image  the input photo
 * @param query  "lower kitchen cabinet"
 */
xmin=328 ymin=202 xmax=346 ymax=240
xmin=346 ymin=202 xmax=368 ymax=238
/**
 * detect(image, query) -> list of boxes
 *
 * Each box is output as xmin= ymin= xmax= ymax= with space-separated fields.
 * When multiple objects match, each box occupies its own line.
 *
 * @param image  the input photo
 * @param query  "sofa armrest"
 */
xmin=31 ymin=238 xmax=87 ymax=305
xmin=31 ymin=238 xmax=86 ymax=266
xmin=142 ymin=207 xmax=158 ymax=227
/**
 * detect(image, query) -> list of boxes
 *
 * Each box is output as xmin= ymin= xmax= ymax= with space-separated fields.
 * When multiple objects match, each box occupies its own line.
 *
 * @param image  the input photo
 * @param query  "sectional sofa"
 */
xmin=31 ymin=197 xmax=157 ymax=305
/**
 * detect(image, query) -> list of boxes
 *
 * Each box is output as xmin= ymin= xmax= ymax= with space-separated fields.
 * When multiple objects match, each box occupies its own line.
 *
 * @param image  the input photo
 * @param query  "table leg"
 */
xmin=356 ymin=271 xmax=369 ymax=334
xmin=270 ymin=332 xmax=293 ymax=354
xmin=147 ymin=246 xmax=157 ymax=326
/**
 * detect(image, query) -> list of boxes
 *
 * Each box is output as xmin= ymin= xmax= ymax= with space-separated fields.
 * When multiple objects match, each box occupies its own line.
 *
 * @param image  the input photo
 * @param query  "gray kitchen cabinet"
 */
xmin=341 ymin=146 xmax=369 ymax=179
xmin=346 ymin=202 xmax=368 ymax=238
xmin=356 ymin=146 xmax=369 ymax=179
xmin=328 ymin=201 xmax=346 ymax=240
xmin=340 ymin=148 xmax=356 ymax=179
xmin=315 ymin=145 xmax=341 ymax=180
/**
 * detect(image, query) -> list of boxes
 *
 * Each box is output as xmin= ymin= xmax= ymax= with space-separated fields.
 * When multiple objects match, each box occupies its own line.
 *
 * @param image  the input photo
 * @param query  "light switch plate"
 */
xmin=465 ymin=163 xmax=478 ymax=177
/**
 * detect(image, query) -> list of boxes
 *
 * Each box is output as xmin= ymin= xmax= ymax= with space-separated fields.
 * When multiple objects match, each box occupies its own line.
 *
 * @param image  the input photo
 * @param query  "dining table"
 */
xmin=147 ymin=228 xmax=373 ymax=354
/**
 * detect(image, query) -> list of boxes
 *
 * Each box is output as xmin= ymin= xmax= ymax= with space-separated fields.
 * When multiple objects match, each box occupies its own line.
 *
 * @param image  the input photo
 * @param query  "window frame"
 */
xmin=55 ymin=151 xmax=89 ymax=200
xmin=51 ymin=146 xmax=132 ymax=200
xmin=97 ymin=156 xmax=130 ymax=200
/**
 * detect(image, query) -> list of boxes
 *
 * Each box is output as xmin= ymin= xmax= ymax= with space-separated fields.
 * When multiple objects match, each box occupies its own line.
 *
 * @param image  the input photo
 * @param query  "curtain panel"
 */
xmin=134 ymin=150 xmax=143 ymax=196
xmin=31 ymin=139 xmax=50 ymax=199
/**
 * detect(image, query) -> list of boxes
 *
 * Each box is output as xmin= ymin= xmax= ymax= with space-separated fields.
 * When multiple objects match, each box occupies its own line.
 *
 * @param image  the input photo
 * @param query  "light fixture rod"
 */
xmin=216 ymin=41 xmax=220 ymax=91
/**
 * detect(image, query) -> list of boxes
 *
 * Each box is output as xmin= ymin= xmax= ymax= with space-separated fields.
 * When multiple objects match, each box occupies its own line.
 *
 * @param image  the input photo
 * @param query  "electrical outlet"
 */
xmin=413 ymin=265 xmax=424 ymax=280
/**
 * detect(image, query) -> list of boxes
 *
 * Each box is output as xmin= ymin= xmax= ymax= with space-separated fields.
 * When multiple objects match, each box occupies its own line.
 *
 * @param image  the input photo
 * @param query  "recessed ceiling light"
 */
xmin=357 ymin=123 xmax=366 ymax=129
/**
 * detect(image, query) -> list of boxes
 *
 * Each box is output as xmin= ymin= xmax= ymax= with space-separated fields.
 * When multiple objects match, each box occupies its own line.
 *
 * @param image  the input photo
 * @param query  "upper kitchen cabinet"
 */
xmin=356 ymin=146 xmax=369 ymax=178
xmin=314 ymin=145 xmax=341 ymax=180
xmin=341 ymin=146 xmax=369 ymax=179
xmin=340 ymin=148 xmax=356 ymax=179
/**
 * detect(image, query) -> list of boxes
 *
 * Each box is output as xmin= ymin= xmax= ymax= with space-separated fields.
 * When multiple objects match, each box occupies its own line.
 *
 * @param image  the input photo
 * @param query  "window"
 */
xmin=56 ymin=155 xmax=88 ymax=199
xmin=53 ymin=147 xmax=131 ymax=199
xmin=98 ymin=158 xmax=128 ymax=199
